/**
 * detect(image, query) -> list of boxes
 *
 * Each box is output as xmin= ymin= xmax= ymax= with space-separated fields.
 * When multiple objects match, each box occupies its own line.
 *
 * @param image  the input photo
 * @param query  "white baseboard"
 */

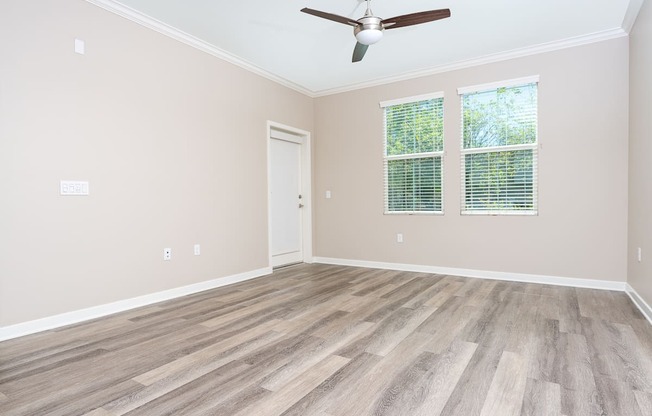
xmin=3 ymin=260 xmax=646 ymax=342
xmin=313 ymin=257 xmax=627 ymax=291
xmin=626 ymin=284 xmax=652 ymax=325
xmin=0 ymin=267 xmax=272 ymax=342
xmin=315 ymin=257 xmax=652 ymax=325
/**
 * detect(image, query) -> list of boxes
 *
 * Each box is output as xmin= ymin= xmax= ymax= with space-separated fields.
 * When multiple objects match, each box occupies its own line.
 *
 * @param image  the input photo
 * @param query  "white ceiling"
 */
xmin=91 ymin=0 xmax=639 ymax=96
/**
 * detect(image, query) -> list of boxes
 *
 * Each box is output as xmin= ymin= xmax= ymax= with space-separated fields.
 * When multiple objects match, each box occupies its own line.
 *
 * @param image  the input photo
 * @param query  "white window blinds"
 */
xmin=459 ymin=79 xmax=538 ymax=215
xmin=381 ymin=93 xmax=444 ymax=214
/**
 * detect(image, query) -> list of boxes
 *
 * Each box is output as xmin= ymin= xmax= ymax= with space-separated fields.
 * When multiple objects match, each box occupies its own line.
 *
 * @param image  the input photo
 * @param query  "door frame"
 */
xmin=267 ymin=121 xmax=313 ymax=268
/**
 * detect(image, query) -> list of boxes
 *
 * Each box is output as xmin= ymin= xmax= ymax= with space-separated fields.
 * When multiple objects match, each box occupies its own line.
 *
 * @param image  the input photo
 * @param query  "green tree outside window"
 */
xmin=383 ymin=96 xmax=444 ymax=213
xmin=461 ymin=83 xmax=538 ymax=214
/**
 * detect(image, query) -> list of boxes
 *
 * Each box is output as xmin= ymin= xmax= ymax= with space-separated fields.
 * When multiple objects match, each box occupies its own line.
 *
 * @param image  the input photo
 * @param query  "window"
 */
xmin=381 ymin=93 xmax=444 ymax=214
xmin=458 ymin=77 xmax=538 ymax=215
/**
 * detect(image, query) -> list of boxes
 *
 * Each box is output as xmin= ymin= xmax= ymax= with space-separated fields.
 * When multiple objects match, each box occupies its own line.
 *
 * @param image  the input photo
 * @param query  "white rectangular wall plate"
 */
xmin=75 ymin=38 xmax=85 ymax=55
xmin=60 ymin=181 xmax=89 ymax=196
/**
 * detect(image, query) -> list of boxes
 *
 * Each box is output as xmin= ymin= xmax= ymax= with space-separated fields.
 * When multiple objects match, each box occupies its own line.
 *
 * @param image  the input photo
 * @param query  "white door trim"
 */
xmin=267 ymin=121 xmax=313 ymax=267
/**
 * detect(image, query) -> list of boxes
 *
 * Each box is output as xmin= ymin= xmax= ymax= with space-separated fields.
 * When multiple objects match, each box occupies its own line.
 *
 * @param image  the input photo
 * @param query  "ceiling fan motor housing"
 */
xmin=354 ymin=15 xmax=384 ymax=45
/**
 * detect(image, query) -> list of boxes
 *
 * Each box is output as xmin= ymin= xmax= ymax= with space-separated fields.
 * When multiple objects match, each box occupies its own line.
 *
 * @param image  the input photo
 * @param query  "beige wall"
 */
xmin=628 ymin=1 xmax=652 ymax=307
xmin=314 ymin=38 xmax=629 ymax=282
xmin=0 ymin=0 xmax=313 ymax=326
xmin=0 ymin=0 xmax=636 ymax=329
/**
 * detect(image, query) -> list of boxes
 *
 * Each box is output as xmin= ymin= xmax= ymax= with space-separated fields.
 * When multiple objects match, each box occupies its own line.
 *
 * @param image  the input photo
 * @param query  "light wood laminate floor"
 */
xmin=1 ymin=264 xmax=652 ymax=416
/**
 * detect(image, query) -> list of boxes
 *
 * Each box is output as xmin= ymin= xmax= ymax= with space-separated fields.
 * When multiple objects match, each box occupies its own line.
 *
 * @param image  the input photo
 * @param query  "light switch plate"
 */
xmin=74 ymin=39 xmax=85 ymax=55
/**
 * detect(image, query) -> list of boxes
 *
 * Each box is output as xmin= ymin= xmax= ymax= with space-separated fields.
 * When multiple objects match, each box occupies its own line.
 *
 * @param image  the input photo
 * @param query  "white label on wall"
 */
xmin=60 ymin=181 xmax=89 ymax=196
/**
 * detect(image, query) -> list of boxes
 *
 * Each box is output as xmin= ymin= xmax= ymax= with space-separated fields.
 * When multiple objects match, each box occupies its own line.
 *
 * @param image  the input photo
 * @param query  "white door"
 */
xmin=270 ymin=131 xmax=303 ymax=267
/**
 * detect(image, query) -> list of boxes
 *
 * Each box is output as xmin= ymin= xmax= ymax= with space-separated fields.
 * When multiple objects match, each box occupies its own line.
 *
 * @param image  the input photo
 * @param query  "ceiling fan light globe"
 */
xmin=355 ymin=29 xmax=383 ymax=45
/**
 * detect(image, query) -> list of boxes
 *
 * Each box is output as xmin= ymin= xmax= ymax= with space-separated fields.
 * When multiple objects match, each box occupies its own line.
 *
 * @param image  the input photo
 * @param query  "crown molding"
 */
xmin=84 ymin=0 xmax=314 ymax=97
xmin=622 ymin=0 xmax=644 ymax=34
xmin=84 ymin=1 xmax=627 ymax=99
xmin=312 ymin=28 xmax=627 ymax=97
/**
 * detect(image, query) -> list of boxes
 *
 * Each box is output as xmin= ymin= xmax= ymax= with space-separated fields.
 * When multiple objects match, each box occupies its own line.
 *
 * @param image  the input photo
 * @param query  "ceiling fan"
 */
xmin=301 ymin=0 xmax=451 ymax=63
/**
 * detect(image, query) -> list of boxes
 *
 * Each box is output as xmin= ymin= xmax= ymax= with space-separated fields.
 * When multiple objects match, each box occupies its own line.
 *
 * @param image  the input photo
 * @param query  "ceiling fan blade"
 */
xmin=352 ymin=42 xmax=369 ymax=63
xmin=383 ymin=9 xmax=451 ymax=30
xmin=300 ymin=8 xmax=359 ymax=27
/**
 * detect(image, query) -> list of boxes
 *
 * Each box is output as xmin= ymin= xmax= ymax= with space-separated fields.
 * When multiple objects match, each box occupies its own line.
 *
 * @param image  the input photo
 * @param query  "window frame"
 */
xmin=380 ymin=92 xmax=445 ymax=215
xmin=458 ymin=76 xmax=539 ymax=216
